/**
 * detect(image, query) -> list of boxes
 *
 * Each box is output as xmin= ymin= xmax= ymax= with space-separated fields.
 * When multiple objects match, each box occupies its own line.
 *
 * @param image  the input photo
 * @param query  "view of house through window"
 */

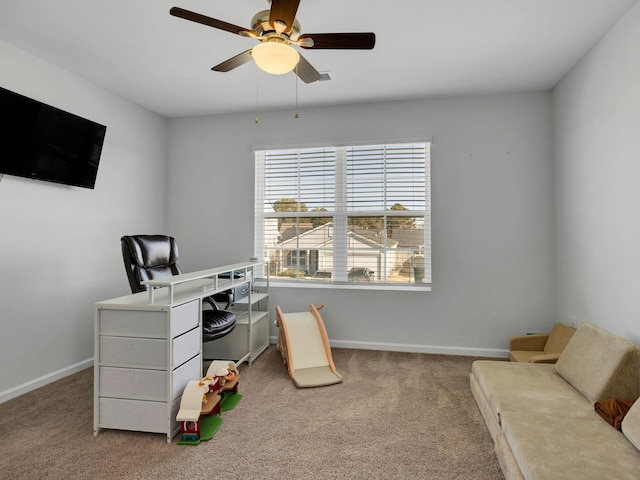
xmin=254 ymin=142 xmax=431 ymax=289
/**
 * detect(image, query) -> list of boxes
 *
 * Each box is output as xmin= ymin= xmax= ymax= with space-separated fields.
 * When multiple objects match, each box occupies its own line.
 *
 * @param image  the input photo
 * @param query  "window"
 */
xmin=254 ymin=142 xmax=431 ymax=289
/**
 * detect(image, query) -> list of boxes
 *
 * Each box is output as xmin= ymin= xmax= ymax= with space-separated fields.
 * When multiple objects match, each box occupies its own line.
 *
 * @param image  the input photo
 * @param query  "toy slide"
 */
xmin=276 ymin=304 xmax=343 ymax=388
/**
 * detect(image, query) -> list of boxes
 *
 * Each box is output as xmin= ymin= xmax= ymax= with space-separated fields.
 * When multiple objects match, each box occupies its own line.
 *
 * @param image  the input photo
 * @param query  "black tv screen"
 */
xmin=0 ymin=86 xmax=107 ymax=189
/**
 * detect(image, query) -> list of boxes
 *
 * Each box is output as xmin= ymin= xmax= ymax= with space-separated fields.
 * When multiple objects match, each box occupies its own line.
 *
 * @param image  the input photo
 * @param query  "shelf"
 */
xmin=233 ymin=292 xmax=269 ymax=306
xmin=227 ymin=311 xmax=249 ymax=324
xmin=229 ymin=310 xmax=266 ymax=325
xmin=140 ymin=261 xmax=265 ymax=305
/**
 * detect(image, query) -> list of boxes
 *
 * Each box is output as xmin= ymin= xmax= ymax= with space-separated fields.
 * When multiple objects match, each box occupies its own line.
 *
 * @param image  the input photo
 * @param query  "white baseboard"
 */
xmin=0 ymin=358 xmax=93 ymax=404
xmin=269 ymin=336 xmax=508 ymax=359
xmin=2 ymin=339 xmax=508 ymax=405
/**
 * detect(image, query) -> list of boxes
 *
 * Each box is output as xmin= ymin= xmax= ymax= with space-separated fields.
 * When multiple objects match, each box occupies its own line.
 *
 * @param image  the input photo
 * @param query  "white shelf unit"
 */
xmin=202 ymin=275 xmax=270 ymax=365
xmin=205 ymin=289 xmax=270 ymax=365
xmin=93 ymin=261 xmax=268 ymax=442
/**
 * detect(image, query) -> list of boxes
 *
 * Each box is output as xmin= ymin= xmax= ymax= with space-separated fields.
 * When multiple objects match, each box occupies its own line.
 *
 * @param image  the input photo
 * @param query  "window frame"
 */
xmin=254 ymin=139 xmax=431 ymax=291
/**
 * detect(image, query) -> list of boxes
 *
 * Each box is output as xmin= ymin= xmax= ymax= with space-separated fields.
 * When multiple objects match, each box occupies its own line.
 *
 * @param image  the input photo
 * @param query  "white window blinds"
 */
xmin=255 ymin=142 xmax=431 ymax=289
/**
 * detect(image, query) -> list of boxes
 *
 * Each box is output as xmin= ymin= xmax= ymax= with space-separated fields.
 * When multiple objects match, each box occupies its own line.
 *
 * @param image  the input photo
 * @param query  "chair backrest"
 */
xmin=544 ymin=322 xmax=576 ymax=354
xmin=121 ymin=235 xmax=183 ymax=293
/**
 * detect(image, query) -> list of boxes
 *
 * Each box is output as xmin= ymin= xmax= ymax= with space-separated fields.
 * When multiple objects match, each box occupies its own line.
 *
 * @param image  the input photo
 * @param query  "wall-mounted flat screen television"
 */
xmin=0 ymin=86 xmax=107 ymax=189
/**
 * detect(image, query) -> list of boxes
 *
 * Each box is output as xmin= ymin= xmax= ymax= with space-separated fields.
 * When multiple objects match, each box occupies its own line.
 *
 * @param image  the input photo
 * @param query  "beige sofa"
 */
xmin=470 ymin=322 xmax=640 ymax=480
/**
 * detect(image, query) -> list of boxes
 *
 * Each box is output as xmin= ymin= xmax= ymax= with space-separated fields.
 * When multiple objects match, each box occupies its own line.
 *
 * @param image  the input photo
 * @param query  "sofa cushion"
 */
xmin=501 ymin=412 xmax=640 ymax=480
xmin=471 ymin=361 xmax=594 ymax=422
xmin=555 ymin=322 xmax=638 ymax=403
xmin=622 ymin=399 xmax=640 ymax=451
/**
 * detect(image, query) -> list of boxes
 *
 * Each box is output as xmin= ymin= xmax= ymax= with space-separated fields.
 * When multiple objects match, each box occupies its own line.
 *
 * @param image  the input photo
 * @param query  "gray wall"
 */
xmin=554 ymin=2 xmax=640 ymax=343
xmin=167 ymin=92 xmax=556 ymax=356
xmin=0 ymin=40 xmax=168 ymax=401
xmin=4 ymin=0 xmax=639 ymax=402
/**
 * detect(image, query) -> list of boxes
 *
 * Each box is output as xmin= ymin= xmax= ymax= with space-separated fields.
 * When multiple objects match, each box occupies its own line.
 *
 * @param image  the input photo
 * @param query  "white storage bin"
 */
xmin=99 ymin=366 xmax=167 ymax=400
xmin=170 ymin=300 xmax=199 ymax=338
xmin=98 ymin=308 xmax=167 ymax=338
xmin=99 ymin=398 xmax=167 ymax=434
xmin=172 ymin=354 xmax=201 ymax=400
xmin=172 ymin=327 xmax=201 ymax=369
xmin=100 ymin=336 xmax=166 ymax=368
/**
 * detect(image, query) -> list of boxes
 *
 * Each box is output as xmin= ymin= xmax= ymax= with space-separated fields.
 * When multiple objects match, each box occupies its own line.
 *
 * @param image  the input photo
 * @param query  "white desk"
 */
xmin=93 ymin=261 xmax=269 ymax=442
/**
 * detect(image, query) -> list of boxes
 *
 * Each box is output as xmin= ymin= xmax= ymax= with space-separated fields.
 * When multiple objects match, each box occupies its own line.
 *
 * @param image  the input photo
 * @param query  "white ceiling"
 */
xmin=1 ymin=0 xmax=637 ymax=118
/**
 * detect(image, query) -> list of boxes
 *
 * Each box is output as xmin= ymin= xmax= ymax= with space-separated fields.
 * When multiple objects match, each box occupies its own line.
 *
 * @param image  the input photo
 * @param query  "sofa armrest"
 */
xmin=510 ymin=334 xmax=549 ymax=351
xmin=528 ymin=353 xmax=561 ymax=364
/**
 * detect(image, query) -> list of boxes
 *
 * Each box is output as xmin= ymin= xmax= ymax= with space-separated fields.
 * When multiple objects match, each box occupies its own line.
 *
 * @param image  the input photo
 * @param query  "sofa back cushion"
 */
xmin=555 ymin=322 xmax=638 ymax=403
xmin=543 ymin=322 xmax=575 ymax=354
xmin=622 ymin=399 xmax=640 ymax=451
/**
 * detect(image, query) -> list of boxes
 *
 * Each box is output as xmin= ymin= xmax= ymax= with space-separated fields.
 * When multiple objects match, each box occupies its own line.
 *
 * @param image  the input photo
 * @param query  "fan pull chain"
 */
xmin=255 ymin=67 xmax=260 ymax=124
xmin=294 ymin=64 xmax=299 ymax=119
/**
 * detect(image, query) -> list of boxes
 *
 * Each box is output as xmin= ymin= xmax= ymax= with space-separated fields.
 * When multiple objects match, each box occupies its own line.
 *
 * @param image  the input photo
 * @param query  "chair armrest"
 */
xmin=203 ymin=296 xmax=220 ymax=310
xmin=528 ymin=353 xmax=561 ymax=364
xmin=509 ymin=334 xmax=549 ymax=351
xmin=212 ymin=290 xmax=233 ymax=310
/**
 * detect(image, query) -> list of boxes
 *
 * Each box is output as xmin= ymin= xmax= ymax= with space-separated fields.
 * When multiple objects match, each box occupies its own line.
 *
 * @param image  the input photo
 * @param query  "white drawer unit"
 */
xmin=94 ymin=261 xmax=269 ymax=442
xmin=94 ymin=299 xmax=202 ymax=442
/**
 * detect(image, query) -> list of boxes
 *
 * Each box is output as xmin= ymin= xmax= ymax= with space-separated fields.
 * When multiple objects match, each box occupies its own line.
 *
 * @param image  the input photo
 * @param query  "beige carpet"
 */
xmin=0 ymin=347 xmax=503 ymax=479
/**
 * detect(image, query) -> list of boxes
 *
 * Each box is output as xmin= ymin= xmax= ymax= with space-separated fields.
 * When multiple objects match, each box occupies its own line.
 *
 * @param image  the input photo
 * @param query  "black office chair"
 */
xmin=120 ymin=234 xmax=236 ymax=342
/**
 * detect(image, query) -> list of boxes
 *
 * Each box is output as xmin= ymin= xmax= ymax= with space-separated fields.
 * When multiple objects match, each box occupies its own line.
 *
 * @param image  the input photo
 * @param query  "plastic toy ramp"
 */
xmin=276 ymin=304 xmax=343 ymax=388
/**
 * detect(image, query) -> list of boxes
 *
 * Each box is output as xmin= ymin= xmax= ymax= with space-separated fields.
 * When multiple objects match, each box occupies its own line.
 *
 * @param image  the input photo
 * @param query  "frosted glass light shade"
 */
xmin=252 ymin=42 xmax=300 ymax=75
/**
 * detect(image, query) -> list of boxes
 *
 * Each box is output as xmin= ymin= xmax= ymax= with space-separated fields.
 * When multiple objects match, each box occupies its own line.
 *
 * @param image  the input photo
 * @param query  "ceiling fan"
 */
xmin=169 ymin=0 xmax=376 ymax=83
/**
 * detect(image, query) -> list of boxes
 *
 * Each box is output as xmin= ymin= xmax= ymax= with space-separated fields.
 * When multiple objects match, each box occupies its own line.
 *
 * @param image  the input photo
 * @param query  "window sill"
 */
xmin=270 ymin=280 xmax=431 ymax=292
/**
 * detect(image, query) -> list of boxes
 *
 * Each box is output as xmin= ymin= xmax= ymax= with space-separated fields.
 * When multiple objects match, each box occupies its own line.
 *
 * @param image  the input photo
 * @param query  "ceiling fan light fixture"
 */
xmin=252 ymin=42 xmax=300 ymax=75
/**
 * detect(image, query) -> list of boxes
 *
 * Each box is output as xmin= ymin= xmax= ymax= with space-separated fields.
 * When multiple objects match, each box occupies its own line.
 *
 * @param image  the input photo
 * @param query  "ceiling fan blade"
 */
xmin=269 ymin=0 xmax=300 ymax=33
xmin=294 ymin=54 xmax=322 ymax=84
xmin=212 ymin=49 xmax=254 ymax=72
xmin=170 ymin=7 xmax=251 ymax=36
xmin=299 ymin=32 xmax=376 ymax=50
